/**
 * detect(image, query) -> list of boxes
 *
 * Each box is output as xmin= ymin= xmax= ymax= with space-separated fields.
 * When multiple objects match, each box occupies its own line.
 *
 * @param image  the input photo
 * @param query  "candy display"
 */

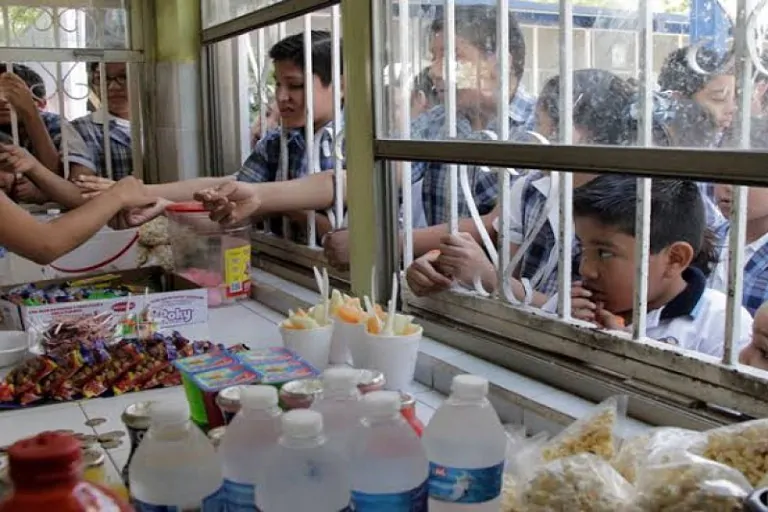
xmin=38 ymin=313 xmax=115 ymax=361
xmin=1 ymin=275 xmax=144 ymax=306
xmin=0 ymin=331 xmax=239 ymax=408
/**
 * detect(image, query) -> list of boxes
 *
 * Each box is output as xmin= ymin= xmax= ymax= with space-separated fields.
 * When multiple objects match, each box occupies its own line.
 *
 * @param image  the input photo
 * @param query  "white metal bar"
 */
xmin=2 ymin=8 xmax=18 ymax=146
xmin=98 ymin=62 xmax=112 ymax=180
xmin=257 ymin=29 xmax=267 ymax=141
xmin=278 ymin=20 xmax=290 ymax=237
xmin=632 ymin=0 xmax=654 ymax=340
xmin=723 ymin=0 xmax=752 ymax=364
xmin=0 ymin=49 xmax=143 ymax=62
xmin=531 ymin=26 xmax=539 ymax=94
xmin=236 ymin=36 xmax=251 ymax=162
xmin=278 ymin=22 xmax=286 ymax=40
xmin=331 ymin=4 xmax=343 ymax=232
xmin=445 ymin=0 xmax=459 ymax=234
xmin=399 ymin=0 xmax=413 ymax=266
xmin=556 ymin=0 xmax=574 ymax=320
xmin=126 ymin=62 xmax=143 ymax=182
xmin=497 ymin=0 xmax=512 ymax=296
xmin=303 ymin=14 xmax=317 ymax=248
xmin=7 ymin=0 xmax=124 ymax=8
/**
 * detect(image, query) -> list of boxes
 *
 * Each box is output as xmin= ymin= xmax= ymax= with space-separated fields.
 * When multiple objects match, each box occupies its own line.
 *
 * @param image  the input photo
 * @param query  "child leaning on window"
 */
xmin=545 ymin=175 xmax=752 ymax=359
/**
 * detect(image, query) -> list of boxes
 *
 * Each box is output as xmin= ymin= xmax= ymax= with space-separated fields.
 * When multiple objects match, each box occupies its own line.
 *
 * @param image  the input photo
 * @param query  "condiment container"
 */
xmin=400 ymin=392 xmax=424 ymax=437
xmin=279 ymin=378 xmax=323 ymax=410
xmin=0 ymin=432 xmax=133 ymax=512
xmin=216 ymin=385 xmax=246 ymax=425
xmin=357 ymin=369 xmax=385 ymax=394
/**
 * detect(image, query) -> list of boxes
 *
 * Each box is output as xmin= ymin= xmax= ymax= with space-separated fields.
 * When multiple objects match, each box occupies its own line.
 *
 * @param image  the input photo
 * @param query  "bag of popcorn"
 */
xmin=501 ymin=428 xmax=549 ymax=512
xmin=540 ymin=395 xmax=627 ymax=463
xmin=691 ymin=418 xmax=768 ymax=486
xmin=612 ymin=427 xmax=703 ymax=484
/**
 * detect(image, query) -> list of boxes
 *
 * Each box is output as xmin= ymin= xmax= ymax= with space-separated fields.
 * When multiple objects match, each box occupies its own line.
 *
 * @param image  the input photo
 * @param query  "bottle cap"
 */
xmin=362 ymin=391 xmax=400 ymax=418
xmin=451 ymin=374 xmax=489 ymax=399
xmin=240 ymin=385 xmax=279 ymax=410
xmin=322 ymin=367 xmax=360 ymax=392
xmin=281 ymin=409 xmax=323 ymax=439
xmin=150 ymin=403 xmax=189 ymax=426
xmin=8 ymin=431 xmax=81 ymax=487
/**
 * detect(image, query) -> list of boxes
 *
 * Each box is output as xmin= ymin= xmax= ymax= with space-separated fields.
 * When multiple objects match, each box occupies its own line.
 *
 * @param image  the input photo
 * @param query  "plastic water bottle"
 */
xmin=349 ymin=391 xmax=428 ymax=511
xmin=256 ymin=409 xmax=351 ymax=512
xmin=129 ymin=402 xmax=223 ymax=511
xmin=219 ymin=385 xmax=282 ymax=511
xmin=422 ymin=375 xmax=507 ymax=511
xmin=310 ymin=367 xmax=362 ymax=455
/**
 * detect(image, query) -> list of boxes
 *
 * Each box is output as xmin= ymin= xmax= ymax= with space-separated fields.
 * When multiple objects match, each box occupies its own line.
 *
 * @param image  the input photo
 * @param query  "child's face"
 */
xmin=692 ymin=73 xmax=735 ymax=131
xmin=273 ymin=60 xmax=335 ymax=130
xmin=714 ymin=183 xmax=768 ymax=221
xmin=575 ymin=216 xmax=676 ymax=315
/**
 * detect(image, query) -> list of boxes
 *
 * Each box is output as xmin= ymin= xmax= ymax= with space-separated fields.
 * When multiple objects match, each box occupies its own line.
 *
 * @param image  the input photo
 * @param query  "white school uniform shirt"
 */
xmin=708 ymin=230 xmax=768 ymax=293
xmin=543 ymin=268 xmax=752 ymax=358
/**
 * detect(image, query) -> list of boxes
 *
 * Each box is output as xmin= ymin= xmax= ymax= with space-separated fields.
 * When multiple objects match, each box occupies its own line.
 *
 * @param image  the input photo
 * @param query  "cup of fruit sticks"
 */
xmin=320 ymin=289 xmax=370 ymax=366
xmin=279 ymin=308 xmax=333 ymax=371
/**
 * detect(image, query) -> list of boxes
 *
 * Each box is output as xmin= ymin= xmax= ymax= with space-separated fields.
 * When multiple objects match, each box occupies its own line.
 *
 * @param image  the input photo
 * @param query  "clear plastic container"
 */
xmin=165 ymin=201 xmax=252 ymax=307
xmin=423 ymin=375 xmax=507 ymax=512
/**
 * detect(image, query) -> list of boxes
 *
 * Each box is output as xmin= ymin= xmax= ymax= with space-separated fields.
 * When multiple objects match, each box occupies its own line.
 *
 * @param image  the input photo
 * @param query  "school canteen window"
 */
xmin=0 ymin=0 xmax=145 ymax=184
xmin=201 ymin=0 xmax=768 ymax=423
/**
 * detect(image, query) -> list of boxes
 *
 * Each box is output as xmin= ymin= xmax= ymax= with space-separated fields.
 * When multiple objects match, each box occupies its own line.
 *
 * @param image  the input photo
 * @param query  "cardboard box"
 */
xmin=0 ymin=225 xmax=141 ymax=287
xmin=0 ymin=267 xmax=208 ymax=332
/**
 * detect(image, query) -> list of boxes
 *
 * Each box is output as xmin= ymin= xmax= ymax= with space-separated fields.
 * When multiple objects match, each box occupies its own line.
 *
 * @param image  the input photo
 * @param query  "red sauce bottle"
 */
xmin=0 ymin=431 xmax=134 ymax=512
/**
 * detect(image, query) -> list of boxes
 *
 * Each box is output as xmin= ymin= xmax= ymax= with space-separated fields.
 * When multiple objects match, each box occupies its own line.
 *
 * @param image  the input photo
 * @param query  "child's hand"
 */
xmin=437 ymin=232 xmax=493 ymax=287
xmin=571 ymin=281 xmax=597 ymax=323
xmin=594 ymin=304 xmax=626 ymax=331
xmin=76 ymin=175 xmax=116 ymax=199
xmin=0 ymin=72 xmax=39 ymax=118
xmin=194 ymin=181 xmax=260 ymax=225
xmin=406 ymin=250 xmax=452 ymax=297
xmin=0 ymin=143 xmax=41 ymax=175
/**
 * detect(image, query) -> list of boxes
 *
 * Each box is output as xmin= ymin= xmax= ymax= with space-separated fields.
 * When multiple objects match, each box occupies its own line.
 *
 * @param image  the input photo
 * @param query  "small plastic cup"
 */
xmin=363 ymin=326 xmax=423 ymax=391
xmin=280 ymin=323 xmax=334 ymax=371
xmin=329 ymin=318 xmax=364 ymax=366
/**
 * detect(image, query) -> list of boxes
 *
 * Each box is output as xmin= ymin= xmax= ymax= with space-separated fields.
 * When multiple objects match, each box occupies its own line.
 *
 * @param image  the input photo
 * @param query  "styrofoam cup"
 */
xmin=280 ymin=323 xmax=334 ymax=371
xmin=363 ymin=326 xmax=423 ymax=391
xmin=329 ymin=318 xmax=363 ymax=366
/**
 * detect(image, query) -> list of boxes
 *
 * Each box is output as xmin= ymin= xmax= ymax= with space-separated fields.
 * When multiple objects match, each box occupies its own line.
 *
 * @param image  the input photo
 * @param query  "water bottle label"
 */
xmin=132 ymin=487 xmax=225 ymax=512
xmin=351 ymin=480 xmax=428 ymax=511
xmin=427 ymin=462 xmax=504 ymax=504
xmin=221 ymin=479 xmax=258 ymax=511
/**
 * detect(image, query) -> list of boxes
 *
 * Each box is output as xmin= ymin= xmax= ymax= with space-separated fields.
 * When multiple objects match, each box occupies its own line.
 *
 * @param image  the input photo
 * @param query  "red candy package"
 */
xmin=6 ymin=357 xmax=57 ymax=398
xmin=40 ymin=351 xmax=85 ymax=397
xmin=112 ymin=359 xmax=169 ymax=395
xmin=82 ymin=343 xmax=143 ymax=398
xmin=0 ymin=381 xmax=15 ymax=402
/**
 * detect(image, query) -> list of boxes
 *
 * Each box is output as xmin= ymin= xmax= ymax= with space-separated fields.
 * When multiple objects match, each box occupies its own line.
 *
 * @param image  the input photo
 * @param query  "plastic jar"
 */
xmin=165 ymin=202 xmax=252 ymax=307
xmin=0 ymin=431 xmax=133 ymax=512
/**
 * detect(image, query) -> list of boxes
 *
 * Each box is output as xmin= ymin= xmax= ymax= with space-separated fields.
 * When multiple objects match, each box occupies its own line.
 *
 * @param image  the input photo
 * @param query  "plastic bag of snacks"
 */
xmin=540 ymin=395 xmax=627 ymax=463
xmin=634 ymin=449 xmax=752 ymax=511
xmin=501 ymin=428 xmax=549 ymax=512
xmin=691 ymin=418 xmax=768 ymax=486
xmin=517 ymin=453 xmax=635 ymax=512
xmin=611 ymin=427 xmax=703 ymax=484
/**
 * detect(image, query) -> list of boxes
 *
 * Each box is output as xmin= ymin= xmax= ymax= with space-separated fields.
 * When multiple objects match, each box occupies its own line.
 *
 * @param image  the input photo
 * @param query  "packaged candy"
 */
xmin=6 ymin=357 xmax=57 ymax=397
xmin=173 ymin=352 xmax=237 ymax=375
xmin=39 ymin=351 xmax=85 ymax=397
xmin=112 ymin=359 xmax=169 ymax=395
xmin=82 ymin=343 xmax=143 ymax=398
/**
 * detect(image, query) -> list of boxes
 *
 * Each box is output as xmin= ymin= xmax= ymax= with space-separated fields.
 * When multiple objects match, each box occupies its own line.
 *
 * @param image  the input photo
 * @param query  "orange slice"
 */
xmin=337 ymin=305 xmax=363 ymax=324
xmin=366 ymin=315 xmax=382 ymax=334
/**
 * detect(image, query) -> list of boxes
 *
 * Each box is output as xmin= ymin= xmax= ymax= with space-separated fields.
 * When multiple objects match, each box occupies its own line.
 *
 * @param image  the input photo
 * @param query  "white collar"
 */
xmin=91 ymin=109 xmax=130 ymax=129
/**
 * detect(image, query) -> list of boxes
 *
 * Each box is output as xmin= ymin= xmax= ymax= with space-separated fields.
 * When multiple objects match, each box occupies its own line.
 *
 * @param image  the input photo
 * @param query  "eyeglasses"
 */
xmin=92 ymin=74 xmax=127 ymax=87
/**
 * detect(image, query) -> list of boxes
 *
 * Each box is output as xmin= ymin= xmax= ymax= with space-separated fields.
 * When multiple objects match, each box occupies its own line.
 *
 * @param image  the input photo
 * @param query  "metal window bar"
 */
xmin=556 ymin=0 xmax=574 ymax=320
xmin=445 ymin=0 xmax=459 ymax=235
xmin=399 ymin=0 xmax=413 ymax=267
xmin=330 ymin=4 xmax=344 ymax=231
xmin=3 ymin=5 xmax=19 ymax=146
xmin=632 ymin=0 xmax=654 ymax=340
xmin=303 ymin=14 xmax=317 ymax=248
xmin=126 ymin=61 xmax=143 ymax=182
xmin=497 ymin=0 xmax=512 ymax=301
xmin=723 ymin=0 xmax=752 ymax=365
xmin=97 ymin=61 xmax=113 ymax=180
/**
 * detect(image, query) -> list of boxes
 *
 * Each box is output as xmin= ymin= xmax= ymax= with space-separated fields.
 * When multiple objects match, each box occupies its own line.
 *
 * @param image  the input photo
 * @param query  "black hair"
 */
xmin=538 ymin=69 xmax=636 ymax=145
xmin=430 ymin=5 xmax=526 ymax=81
xmin=268 ymin=30 xmax=340 ymax=87
xmin=413 ymin=67 xmax=439 ymax=106
xmin=690 ymin=227 xmax=719 ymax=278
xmin=573 ymin=175 xmax=705 ymax=255
xmin=658 ymin=46 xmax=733 ymax=98
xmin=653 ymin=98 xmax=718 ymax=148
xmin=0 ymin=63 xmax=46 ymax=99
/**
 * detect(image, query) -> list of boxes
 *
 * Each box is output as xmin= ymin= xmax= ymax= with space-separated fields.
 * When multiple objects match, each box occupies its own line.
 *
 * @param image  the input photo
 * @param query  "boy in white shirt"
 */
xmin=562 ymin=175 xmax=752 ymax=358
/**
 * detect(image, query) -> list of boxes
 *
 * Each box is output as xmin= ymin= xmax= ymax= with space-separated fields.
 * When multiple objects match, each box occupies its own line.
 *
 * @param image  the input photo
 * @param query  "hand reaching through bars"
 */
xmin=0 ymin=72 xmax=40 ymax=120
xmin=405 ymin=250 xmax=452 ymax=297
xmin=76 ymin=175 xmax=117 ymax=199
xmin=0 ymin=143 xmax=43 ymax=175
xmin=194 ymin=181 xmax=262 ymax=225
xmin=109 ymin=197 xmax=171 ymax=230
xmin=436 ymin=232 xmax=496 ymax=291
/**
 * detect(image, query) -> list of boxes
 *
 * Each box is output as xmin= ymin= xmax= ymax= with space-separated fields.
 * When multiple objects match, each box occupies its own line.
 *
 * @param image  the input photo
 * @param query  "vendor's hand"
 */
xmin=109 ymin=198 xmax=170 ymax=230
xmin=14 ymin=176 xmax=48 ymax=204
xmin=323 ymin=229 xmax=350 ymax=270
xmin=76 ymin=175 xmax=116 ymax=199
xmin=406 ymin=250 xmax=452 ymax=296
xmin=109 ymin=176 xmax=155 ymax=209
xmin=0 ymin=72 xmax=39 ymax=119
xmin=436 ymin=232 xmax=493 ymax=286
xmin=571 ymin=281 xmax=597 ymax=323
xmin=0 ymin=143 xmax=41 ymax=175
xmin=194 ymin=181 xmax=261 ymax=224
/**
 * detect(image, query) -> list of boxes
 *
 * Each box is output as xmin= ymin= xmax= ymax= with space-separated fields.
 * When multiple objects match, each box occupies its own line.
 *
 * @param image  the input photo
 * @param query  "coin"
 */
xmin=100 ymin=439 xmax=122 ymax=450
xmin=85 ymin=418 xmax=107 ymax=427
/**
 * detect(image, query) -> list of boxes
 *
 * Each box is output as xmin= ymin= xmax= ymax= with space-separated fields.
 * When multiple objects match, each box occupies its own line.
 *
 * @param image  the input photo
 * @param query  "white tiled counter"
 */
xmin=0 ymin=300 xmax=442 ymax=486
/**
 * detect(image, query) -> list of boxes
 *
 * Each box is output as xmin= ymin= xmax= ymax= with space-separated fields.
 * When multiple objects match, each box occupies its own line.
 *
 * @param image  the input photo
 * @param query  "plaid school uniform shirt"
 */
xmin=235 ymin=121 xmax=343 ymax=241
xmin=1 ymin=111 xmax=94 ymax=172
xmin=411 ymin=85 xmax=537 ymax=227
xmin=709 ymin=230 xmax=768 ymax=316
xmin=70 ymin=110 xmax=133 ymax=180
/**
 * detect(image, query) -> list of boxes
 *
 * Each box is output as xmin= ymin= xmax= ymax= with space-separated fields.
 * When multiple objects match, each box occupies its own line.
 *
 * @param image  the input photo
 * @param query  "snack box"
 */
xmin=173 ymin=352 xmax=238 ymax=375
xmin=234 ymin=347 xmax=320 ymax=385
xmin=0 ymin=267 xmax=208 ymax=334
